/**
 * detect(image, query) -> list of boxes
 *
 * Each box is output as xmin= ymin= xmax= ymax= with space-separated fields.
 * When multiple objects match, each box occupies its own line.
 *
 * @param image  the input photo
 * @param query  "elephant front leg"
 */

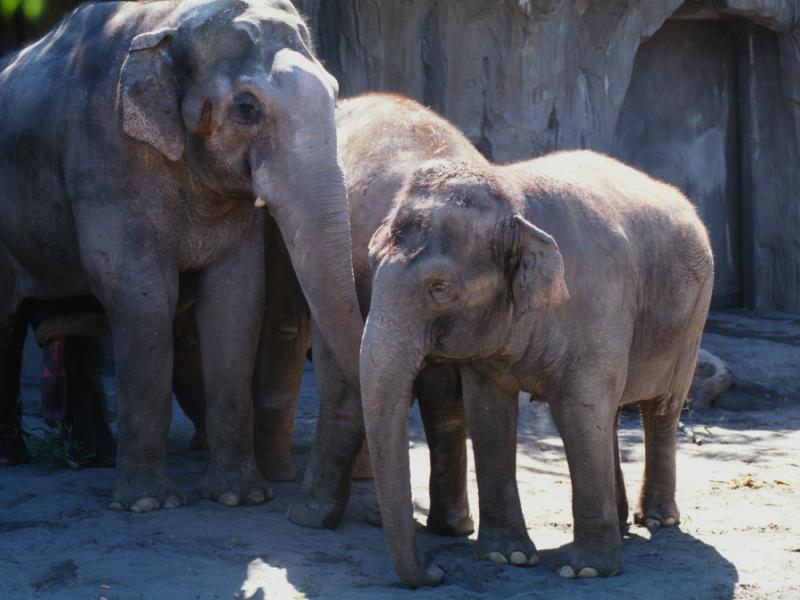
xmin=288 ymin=323 xmax=364 ymax=529
xmin=417 ymin=364 xmax=473 ymax=537
xmin=461 ymin=367 xmax=537 ymax=566
xmin=549 ymin=376 xmax=624 ymax=578
xmin=106 ymin=298 xmax=184 ymax=512
xmin=195 ymin=231 xmax=271 ymax=507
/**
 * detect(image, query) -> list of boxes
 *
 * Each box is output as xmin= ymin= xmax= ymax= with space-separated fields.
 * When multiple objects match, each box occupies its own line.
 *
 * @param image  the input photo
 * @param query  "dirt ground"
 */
xmin=1 ymin=309 xmax=798 ymax=599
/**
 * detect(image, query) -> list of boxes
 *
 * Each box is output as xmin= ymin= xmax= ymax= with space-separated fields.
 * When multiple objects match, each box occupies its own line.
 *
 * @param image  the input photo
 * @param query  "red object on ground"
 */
xmin=41 ymin=336 xmax=67 ymax=425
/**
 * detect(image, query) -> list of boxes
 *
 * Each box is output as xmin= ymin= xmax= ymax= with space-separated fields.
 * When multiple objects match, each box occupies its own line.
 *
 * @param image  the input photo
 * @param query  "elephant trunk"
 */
xmin=257 ymin=162 xmax=362 ymax=387
xmin=359 ymin=276 xmax=443 ymax=588
xmin=253 ymin=50 xmax=363 ymax=388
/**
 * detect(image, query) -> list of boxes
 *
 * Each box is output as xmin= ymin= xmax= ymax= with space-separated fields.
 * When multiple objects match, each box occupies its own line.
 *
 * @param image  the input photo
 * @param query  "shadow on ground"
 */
xmin=3 ymin=309 xmax=799 ymax=598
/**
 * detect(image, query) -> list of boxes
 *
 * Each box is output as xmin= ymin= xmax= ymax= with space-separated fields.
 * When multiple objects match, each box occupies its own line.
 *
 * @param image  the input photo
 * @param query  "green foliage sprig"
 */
xmin=1 ymin=0 xmax=47 ymax=22
xmin=22 ymin=424 xmax=94 ymax=469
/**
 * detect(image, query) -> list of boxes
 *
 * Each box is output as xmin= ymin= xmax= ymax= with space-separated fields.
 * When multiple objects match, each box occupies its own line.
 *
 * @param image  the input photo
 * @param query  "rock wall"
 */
xmin=4 ymin=0 xmax=800 ymax=311
xmin=298 ymin=0 xmax=800 ymax=313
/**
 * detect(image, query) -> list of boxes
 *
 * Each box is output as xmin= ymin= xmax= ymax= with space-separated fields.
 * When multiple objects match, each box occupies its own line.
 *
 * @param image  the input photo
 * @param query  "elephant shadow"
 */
xmin=409 ymin=525 xmax=738 ymax=598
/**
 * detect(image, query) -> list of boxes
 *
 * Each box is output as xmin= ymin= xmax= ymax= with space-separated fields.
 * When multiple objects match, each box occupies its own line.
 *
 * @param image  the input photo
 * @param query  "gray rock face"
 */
xmin=297 ymin=0 xmax=800 ymax=314
xmin=702 ymin=310 xmax=800 ymax=398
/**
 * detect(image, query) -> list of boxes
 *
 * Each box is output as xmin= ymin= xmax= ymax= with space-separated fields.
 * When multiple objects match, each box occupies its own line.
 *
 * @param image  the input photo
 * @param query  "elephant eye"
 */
xmin=231 ymin=93 xmax=261 ymax=125
xmin=429 ymin=281 xmax=451 ymax=301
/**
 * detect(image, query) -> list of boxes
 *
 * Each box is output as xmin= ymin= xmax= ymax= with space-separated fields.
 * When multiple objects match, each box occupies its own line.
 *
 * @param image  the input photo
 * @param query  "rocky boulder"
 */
xmin=690 ymin=349 xmax=733 ymax=410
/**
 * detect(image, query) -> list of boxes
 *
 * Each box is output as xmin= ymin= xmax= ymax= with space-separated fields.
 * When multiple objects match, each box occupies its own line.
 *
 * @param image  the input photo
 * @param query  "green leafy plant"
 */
xmin=1 ymin=0 xmax=47 ymax=22
xmin=22 ymin=423 xmax=94 ymax=469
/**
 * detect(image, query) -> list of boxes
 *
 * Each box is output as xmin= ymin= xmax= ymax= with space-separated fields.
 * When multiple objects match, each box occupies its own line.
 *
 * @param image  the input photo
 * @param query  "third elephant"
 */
xmin=267 ymin=94 xmax=489 ymax=533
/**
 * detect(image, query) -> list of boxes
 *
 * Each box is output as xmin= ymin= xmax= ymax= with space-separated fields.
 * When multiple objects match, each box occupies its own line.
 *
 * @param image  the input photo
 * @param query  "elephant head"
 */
xmin=118 ymin=0 xmax=362 ymax=384
xmin=360 ymin=160 xmax=568 ymax=587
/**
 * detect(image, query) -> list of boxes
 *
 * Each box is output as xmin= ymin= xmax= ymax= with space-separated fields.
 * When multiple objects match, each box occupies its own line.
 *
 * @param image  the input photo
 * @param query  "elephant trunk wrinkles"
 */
xmin=360 ymin=301 xmax=436 ymax=588
xmin=255 ymin=157 xmax=363 ymax=391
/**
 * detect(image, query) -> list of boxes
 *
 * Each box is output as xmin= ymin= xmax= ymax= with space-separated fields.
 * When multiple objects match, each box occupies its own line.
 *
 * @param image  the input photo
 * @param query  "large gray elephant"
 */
xmin=360 ymin=151 xmax=714 ymax=586
xmin=0 ymin=0 xmax=363 ymax=511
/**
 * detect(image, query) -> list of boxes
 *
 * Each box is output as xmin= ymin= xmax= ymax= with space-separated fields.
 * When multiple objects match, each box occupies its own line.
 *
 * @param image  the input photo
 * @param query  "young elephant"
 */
xmin=0 ymin=0 xmax=363 ymax=510
xmin=360 ymin=152 xmax=714 ymax=586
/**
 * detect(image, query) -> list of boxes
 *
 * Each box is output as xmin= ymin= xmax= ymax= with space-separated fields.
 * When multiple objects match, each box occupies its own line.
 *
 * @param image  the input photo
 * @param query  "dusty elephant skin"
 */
xmin=360 ymin=150 xmax=714 ymax=586
xmin=161 ymin=93 xmax=479 ymax=530
xmin=0 ymin=0 xmax=363 ymax=512
xmin=274 ymin=94 xmax=489 ymax=532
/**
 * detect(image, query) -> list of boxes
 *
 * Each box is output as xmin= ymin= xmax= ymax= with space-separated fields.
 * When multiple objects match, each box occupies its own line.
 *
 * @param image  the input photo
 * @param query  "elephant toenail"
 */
xmin=249 ymin=490 xmax=266 ymax=504
xmin=558 ymin=565 xmax=576 ymax=578
xmin=644 ymin=517 xmax=661 ymax=530
xmin=425 ymin=564 xmax=446 ymax=584
xmin=488 ymin=552 xmax=508 ymax=564
xmin=577 ymin=567 xmax=598 ymax=578
xmin=163 ymin=495 xmax=182 ymax=509
xmin=219 ymin=491 xmax=240 ymax=507
xmin=663 ymin=516 xmax=677 ymax=527
xmin=510 ymin=552 xmax=528 ymax=566
xmin=131 ymin=497 xmax=160 ymax=512
xmin=109 ymin=501 xmax=125 ymax=511
xmin=610 ymin=569 xmax=622 ymax=576
xmin=527 ymin=554 xmax=540 ymax=566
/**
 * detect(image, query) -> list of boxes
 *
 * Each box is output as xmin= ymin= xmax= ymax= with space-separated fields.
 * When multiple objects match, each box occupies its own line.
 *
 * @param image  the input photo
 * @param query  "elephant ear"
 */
xmin=368 ymin=218 xmax=392 ymax=272
xmin=119 ymin=28 xmax=184 ymax=161
xmin=510 ymin=214 xmax=569 ymax=315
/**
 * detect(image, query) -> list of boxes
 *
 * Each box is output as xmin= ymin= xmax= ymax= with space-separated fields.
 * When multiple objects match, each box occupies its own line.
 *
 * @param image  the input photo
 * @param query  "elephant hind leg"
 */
xmin=0 ymin=270 xmax=26 ymax=466
xmin=417 ymin=364 xmax=473 ymax=537
xmin=253 ymin=304 xmax=309 ymax=482
xmin=613 ymin=408 xmax=629 ymax=533
xmin=634 ymin=395 xmax=683 ymax=530
xmin=351 ymin=439 xmax=373 ymax=481
xmin=0 ymin=307 xmax=27 ymax=467
xmin=63 ymin=335 xmax=117 ymax=468
xmin=172 ymin=308 xmax=207 ymax=451
xmin=635 ymin=340 xmax=699 ymax=531
xmin=254 ymin=217 xmax=311 ymax=482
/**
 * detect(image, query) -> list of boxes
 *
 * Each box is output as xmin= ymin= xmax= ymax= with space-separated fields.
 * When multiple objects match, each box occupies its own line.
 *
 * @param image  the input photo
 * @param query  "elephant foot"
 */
xmin=477 ymin=526 xmax=538 ymax=566
xmin=556 ymin=540 xmax=623 ymax=578
xmin=199 ymin=459 xmax=272 ymax=507
xmin=634 ymin=499 xmax=680 ymax=530
xmin=257 ymin=454 xmax=297 ymax=482
xmin=426 ymin=508 xmax=474 ymax=537
xmin=189 ymin=429 xmax=208 ymax=451
xmin=287 ymin=491 xmax=344 ymax=529
xmin=110 ymin=471 xmax=185 ymax=512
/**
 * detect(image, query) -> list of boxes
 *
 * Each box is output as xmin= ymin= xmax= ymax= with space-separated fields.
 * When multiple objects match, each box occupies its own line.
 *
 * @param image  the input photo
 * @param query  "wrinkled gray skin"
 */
xmin=361 ymin=151 xmax=714 ymax=586
xmin=0 ymin=0 xmax=363 ymax=511
xmin=257 ymin=94 xmax=488 ymax=532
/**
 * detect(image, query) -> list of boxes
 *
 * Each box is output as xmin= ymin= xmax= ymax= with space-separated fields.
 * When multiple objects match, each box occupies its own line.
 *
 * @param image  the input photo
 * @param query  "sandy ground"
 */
xmin=1 ymin=309 xmax=799 ymax=599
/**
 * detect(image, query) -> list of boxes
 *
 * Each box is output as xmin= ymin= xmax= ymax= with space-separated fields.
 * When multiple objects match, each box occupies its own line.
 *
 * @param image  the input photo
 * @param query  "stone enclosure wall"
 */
xmin=3 ymin=0 xmax=800 ymax=312
xmin=297 ymin=0 xmax=800 ymax=313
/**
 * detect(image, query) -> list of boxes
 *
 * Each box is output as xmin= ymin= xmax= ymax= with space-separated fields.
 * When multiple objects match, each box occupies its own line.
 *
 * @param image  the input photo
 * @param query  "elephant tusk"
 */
xmin=254 ymin=197 xmax=267 ymax=208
